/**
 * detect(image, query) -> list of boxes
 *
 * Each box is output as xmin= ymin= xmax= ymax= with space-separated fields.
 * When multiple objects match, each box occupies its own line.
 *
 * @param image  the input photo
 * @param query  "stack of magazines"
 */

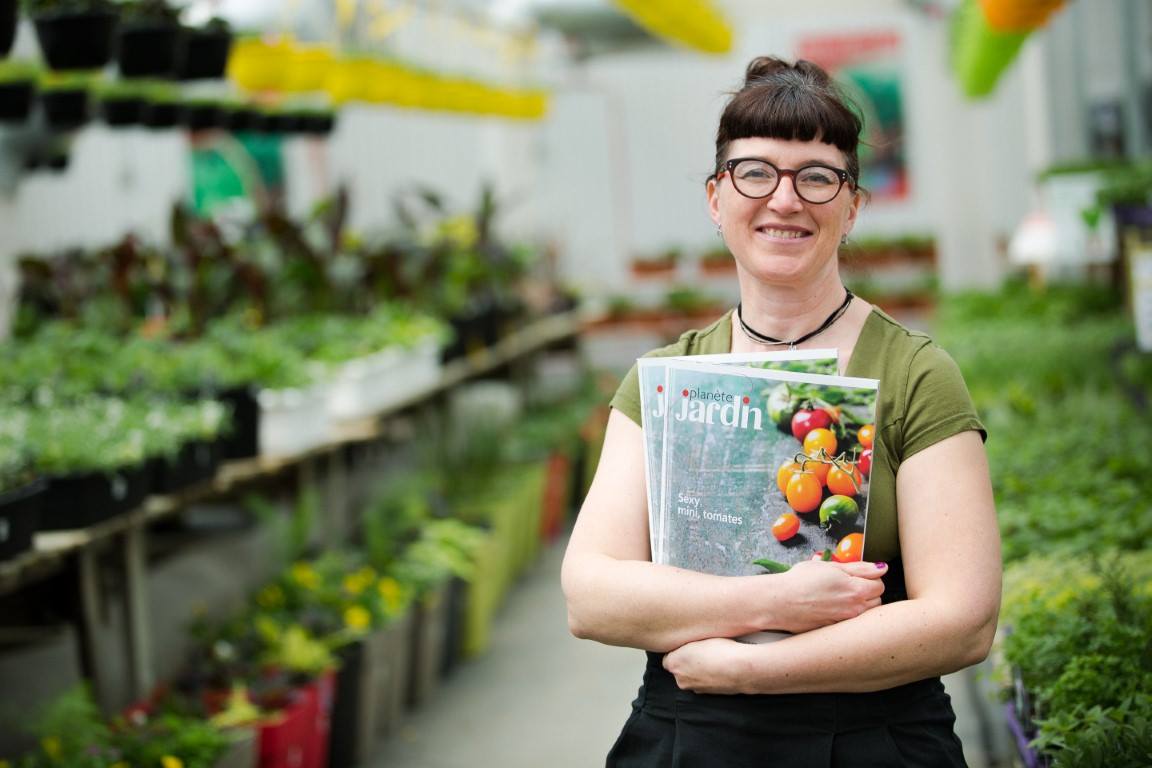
xmin=638 ymin=350 xmax=881 ymax=596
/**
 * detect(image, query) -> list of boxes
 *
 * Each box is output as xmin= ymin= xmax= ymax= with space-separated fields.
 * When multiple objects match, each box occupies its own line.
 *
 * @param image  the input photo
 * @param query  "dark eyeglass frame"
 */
xmin=715 ymin=157 xmax=855 ymax=204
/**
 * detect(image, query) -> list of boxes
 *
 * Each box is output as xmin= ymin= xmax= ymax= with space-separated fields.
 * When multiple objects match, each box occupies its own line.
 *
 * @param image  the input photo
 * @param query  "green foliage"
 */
xmin=1001 ymin=553 xmax=1152 ymax=766
xmin=0 ymin=60 xmax=40 ymax=83
xmin=12 ymin=685 xmax=227 ymax=768
xmin=935 ymin=282 xmax=1152 ymax=562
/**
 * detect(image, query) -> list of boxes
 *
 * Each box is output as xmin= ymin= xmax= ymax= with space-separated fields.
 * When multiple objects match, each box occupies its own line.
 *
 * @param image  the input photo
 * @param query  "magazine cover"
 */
xmin=658 ymin=360 xmax=879 ymax=603
xmin=638 ymin=350 xmax=839 ymax=562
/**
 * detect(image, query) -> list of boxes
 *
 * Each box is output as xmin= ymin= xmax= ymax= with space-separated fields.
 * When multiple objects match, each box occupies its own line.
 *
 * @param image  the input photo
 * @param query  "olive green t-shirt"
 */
xmin=610 ymin=308 xmax=985 ymax=563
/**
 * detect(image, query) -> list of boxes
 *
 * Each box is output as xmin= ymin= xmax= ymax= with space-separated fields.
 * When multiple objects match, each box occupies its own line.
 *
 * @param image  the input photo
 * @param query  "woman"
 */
xmin=561 ymin=57 xmax=1001 ymax=767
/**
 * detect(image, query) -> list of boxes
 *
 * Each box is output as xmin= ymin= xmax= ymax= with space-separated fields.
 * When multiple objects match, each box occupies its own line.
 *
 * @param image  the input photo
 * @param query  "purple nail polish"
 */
xmin=875 ymin=562 xmax=887 ymax=569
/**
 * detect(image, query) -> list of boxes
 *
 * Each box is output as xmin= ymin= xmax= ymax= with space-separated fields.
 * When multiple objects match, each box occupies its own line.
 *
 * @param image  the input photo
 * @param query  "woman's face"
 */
xmin=708 ymin=136 xmax=860 ymax=288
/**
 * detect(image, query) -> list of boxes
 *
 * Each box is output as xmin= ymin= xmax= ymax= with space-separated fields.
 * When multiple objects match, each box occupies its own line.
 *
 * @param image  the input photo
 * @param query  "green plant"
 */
xmin=0 ymin=60 xmax=40 ymax=83
xmin=1000 ymin=553 xmax=1152 ymax=766
xmin=662 ymin=285 xmax=721 ymax=315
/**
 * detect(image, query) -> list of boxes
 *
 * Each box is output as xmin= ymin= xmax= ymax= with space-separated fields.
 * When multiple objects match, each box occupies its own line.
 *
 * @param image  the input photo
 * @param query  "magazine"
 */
xmin=658 ymin=359 xmax=880 ymax=642
xmin=637 ymin=350 xmax=839 ymax=563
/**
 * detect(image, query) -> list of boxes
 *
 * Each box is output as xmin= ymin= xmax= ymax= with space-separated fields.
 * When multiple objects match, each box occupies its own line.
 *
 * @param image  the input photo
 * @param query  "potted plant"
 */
xmin=698 ymin=245 xmax=735 ymax=275
xmin=37 ymin=69 xmax=91 ymax=129
xmin=176 ymin=15 xmax=232 ymax=80
xmin=115 ymin=0 xmax=182 ymax=79
xmin=140 ymin=79 xmax=180 ymax=129
xmin=25 ymin=397 xmax=155 ymax=530
xmin=0 ymin=59 xmax=38 ymax=123
xmin=629 ymin=247 xmax=681 ymax=278
xmin=27 ymin=0 xmax=119 ymax=72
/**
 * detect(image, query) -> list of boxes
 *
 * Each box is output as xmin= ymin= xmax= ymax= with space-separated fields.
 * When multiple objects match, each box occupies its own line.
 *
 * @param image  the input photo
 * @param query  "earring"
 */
xmin=840 ymin=234 xmax=848 ymax=245
xmin=716 ymin=223 xmax=723 ymax=237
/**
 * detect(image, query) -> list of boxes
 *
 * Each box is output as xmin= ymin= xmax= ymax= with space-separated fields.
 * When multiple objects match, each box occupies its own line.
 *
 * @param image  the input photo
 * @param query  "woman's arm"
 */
xmin=561 ymin=408 xmax=886 ymax=653
xmin=662 ymin=429 xmax=1001 ymax=692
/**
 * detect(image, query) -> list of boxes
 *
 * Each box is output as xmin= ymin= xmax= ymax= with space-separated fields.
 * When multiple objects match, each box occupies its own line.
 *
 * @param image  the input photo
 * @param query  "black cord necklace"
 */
xmin=736 ymin=289 xmax=854 ymax=349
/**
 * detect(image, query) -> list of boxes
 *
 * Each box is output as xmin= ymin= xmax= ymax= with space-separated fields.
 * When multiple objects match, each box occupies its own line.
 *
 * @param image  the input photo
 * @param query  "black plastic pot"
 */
xmin=0 ymin=477 xmax=46 ymax=561
xmin=176 ymin=26 xmax=232 ymax=80
xmin=39 ymin=464 xmax=150 ymax=531
xmin=0 ymin=0 xmax=17 ymax=59
xmin=300 ymin=112 xmax=336 ymax=136
xmin=117 ymin=20 xmax=181 ymax=78
xmin=40 ymin=87 xmax=90 ymax=130
xmin=151 ymin=439 xmax=222 ymax=494
xmin=142 ymin=99 xmax=180 ymax=129
xmin=32 ymin=10 xmax=119 ymax=71
xmin=0 ymin=79 xmax=35 ymax=123
xmin=100 ymin=95 xmax=146 ymax=127
xmin=222 ymin=105 xmax=259 ymax=133
xmin=181 ymin=102 xmax=222 ymax=132
xmin=218 ymin=386 xmax=259 ymax=460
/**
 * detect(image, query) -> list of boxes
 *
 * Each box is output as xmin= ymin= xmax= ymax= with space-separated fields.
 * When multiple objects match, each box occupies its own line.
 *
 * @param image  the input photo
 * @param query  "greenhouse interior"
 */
xmin=0 ymin=0 xmax=1149 ymax=766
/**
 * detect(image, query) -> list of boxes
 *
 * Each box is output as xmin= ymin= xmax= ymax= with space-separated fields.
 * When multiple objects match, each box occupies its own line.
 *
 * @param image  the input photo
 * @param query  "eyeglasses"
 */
xmin=716 ymin=158 xmax=854 ymax=204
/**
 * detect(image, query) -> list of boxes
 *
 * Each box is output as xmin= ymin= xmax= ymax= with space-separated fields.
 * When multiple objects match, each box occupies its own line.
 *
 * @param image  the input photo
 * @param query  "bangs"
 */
xmin=716 ymin=79 xmax=862 ymax=170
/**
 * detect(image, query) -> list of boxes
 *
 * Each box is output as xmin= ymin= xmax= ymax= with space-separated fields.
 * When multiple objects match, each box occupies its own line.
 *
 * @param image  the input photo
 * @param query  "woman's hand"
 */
xmin=663 ymin=637 xmax=752 ymax=694
xmin=770 ymin=560 xmax=886 ymax=634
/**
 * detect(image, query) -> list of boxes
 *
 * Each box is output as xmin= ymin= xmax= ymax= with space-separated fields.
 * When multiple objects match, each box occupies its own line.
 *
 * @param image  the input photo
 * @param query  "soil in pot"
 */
xmin=218 ymin=386 xmax=259 ymax=459
xmin=32 ymin=10 xmax=118 ymax=71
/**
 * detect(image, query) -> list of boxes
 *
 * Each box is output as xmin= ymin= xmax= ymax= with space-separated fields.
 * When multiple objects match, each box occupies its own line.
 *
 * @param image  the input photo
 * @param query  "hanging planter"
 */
xmin=30 ymin=4 xmax=119 ymax=72
xmin=176 ymin=18 xmax=232 ymax=80
xmin=0 ymin=0 xmax=17 ymax=59
xmin=117 ymin=21 xmax=181 ymax=78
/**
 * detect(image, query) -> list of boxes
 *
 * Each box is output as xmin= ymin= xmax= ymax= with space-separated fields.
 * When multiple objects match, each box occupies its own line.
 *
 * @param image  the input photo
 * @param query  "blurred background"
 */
xmin=0 ymin=0 xmax=1149 ymax=767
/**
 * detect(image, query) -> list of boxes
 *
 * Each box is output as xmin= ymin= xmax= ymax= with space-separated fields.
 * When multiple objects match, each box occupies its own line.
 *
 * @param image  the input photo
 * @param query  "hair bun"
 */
xmin=743 ymin=56 xmax=790 ymax=87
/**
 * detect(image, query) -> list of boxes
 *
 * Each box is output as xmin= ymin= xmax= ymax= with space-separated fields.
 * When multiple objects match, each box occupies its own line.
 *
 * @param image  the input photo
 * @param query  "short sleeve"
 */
xmin=611 ymin=363 xmax=643 ymax=426
xmin=900 ymin=343 xmax=986 ymax=461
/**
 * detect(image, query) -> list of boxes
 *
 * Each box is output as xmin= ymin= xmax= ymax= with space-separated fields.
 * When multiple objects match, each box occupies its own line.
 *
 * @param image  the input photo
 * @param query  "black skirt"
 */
xmin=606 ymin=651 xmax=968 ymax=768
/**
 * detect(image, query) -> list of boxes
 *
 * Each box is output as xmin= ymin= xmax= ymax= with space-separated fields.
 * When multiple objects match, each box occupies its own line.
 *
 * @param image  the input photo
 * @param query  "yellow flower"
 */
xmin=436 ymin=214 xmax=478 ymax=248
xmin=41 ymin=736 xmax=61 ymax=760
xmin=344 ymin=605 xmax=372 ymax=631
xmin=377 ymin=576 xmax=404 ymax=614
xmin=343 ymin=566 xmax=378 ymax=595
xmin=290 ymin=562 xmax=320 ymax=590
xmin=161 ymin=756 xmax=185 ymax=768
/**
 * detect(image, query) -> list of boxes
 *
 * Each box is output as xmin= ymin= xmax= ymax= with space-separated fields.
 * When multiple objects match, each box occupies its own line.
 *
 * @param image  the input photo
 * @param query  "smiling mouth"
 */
xmin=757 ymin=226 xmax=811 ymax=239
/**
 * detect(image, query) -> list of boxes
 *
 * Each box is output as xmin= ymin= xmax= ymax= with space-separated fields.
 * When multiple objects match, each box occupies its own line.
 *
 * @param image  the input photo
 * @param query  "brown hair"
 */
xmin=714 ymin=56 xmax=863 ymax=185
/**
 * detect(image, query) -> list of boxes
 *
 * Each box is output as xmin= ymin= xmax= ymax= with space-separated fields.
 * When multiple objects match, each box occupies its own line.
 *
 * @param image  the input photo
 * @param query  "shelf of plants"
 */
xmin=0 ymin=179 xmax=598 ymax=768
